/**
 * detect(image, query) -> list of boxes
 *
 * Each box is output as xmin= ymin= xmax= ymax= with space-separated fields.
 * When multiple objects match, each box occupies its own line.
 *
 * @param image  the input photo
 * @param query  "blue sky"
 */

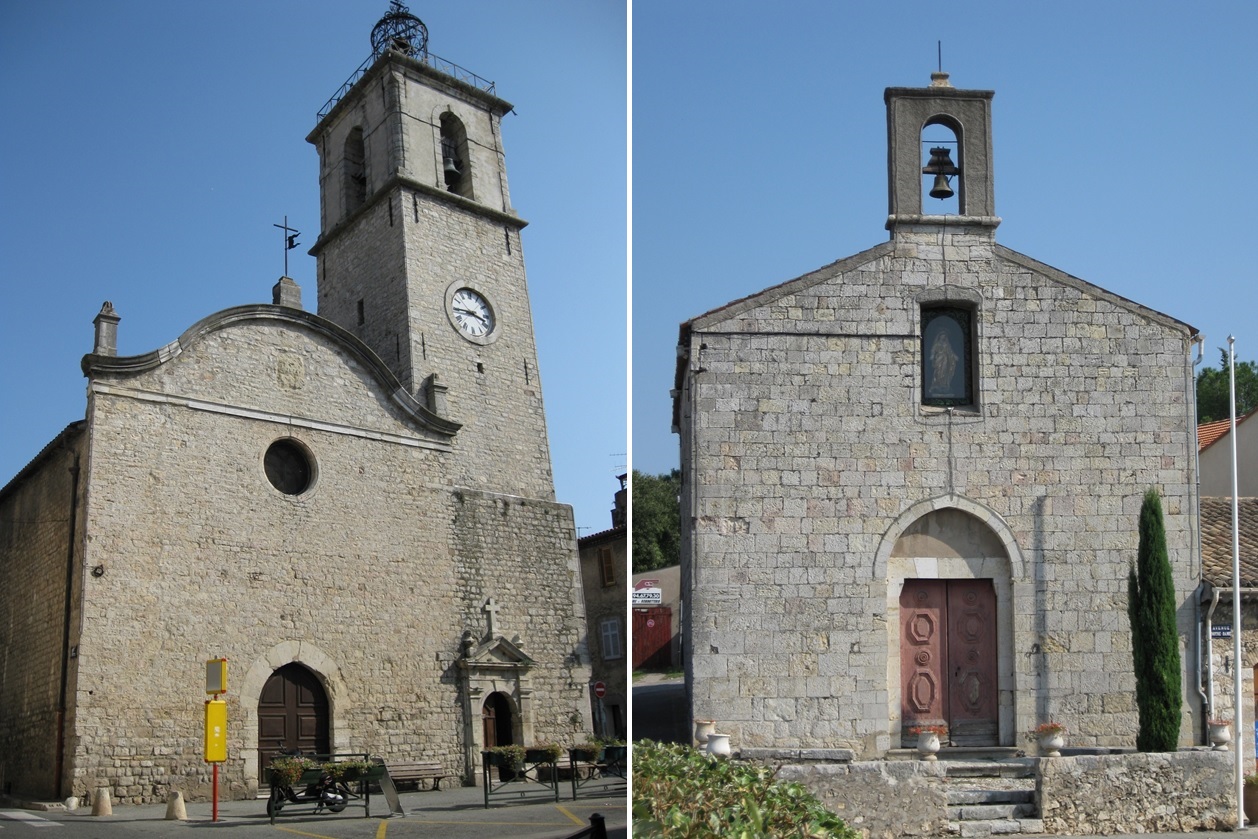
xmin=632 ymin=1 xmax=1258 ymax=476
xmin=0 ymin=1 xmax=626 ymax=535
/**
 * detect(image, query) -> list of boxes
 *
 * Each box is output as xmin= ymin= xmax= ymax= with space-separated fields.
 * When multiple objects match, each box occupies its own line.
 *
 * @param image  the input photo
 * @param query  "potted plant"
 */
xmin=570 ymin=742 xmax=601 ymax=762
xmin=525 ymin=743 xmax=564 ymax=764
xmin=1032 ymin=722 xmax=1067 ymax=757
xmin=908 ymin=724 xmax=947 ymax=760
xmin=1245 ymin=774 xmax=1258 ymax=824
xmin=486 ymin=744 xmax=527 ymax=782
xmin=266 ymin=755 xmax=319 ymax=787
xmin=1208 ymin=718 xmax=1233 ymax=750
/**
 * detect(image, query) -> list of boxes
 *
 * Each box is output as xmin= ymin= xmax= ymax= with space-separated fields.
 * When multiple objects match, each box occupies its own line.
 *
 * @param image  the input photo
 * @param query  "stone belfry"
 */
xmin=307 ymin=3 xmax=556 ymax=500
xmin=884 ymin=70 xmax=998 ymax=236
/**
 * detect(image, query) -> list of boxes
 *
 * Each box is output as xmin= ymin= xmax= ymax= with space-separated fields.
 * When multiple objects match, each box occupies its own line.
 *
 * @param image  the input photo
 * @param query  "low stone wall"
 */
xmin=1039 ymin=750 xmax=1234 ymax=834
xmin=777 ymin=761 xmax=948 ymax=839
xmin=774 ymin=750 xmax=1234 ymax=837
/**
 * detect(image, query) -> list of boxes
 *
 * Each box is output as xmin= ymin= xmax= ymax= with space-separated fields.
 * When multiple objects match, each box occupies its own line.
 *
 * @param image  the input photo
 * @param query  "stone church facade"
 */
xmin=0 ymin=7 xmax=591 ymax=803
xmin=672 ymin=72 xmax=1204 ymax=757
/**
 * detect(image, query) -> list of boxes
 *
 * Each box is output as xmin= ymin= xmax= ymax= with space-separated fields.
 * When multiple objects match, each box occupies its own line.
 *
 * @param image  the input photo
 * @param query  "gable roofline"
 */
xmin=1198 ymin=411 xmax=1256 ymax=453
xmin=0 ymin=421 xmax=85 ymax=502
xmin=994 ymin=245 xmax=1198 ymax=338
xmin=81 ymin=304 xmax=461 ymax=438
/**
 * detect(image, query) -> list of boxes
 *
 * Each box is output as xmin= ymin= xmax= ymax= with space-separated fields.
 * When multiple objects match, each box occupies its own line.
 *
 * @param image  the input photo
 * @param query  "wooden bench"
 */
xmin=386 ymin=760 xmax=454 ymax=791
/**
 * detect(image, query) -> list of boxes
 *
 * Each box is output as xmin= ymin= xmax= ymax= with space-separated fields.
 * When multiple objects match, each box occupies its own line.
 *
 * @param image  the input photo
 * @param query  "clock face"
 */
xmin=450 ymin=288 xmax=495 ymax=338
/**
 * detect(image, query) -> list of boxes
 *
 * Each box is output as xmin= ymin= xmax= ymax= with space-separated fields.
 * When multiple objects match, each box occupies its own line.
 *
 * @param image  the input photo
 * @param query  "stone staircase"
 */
xmin=942 ymin=760 xmax=1043 ymax=837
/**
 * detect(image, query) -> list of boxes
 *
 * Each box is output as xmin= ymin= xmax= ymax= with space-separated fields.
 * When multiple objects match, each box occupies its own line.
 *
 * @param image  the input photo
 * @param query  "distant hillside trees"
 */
xmin=632 ymin=469 xmax=680 ymax=573
xmin=1196 ymin=350 xmax=1258 ymax=423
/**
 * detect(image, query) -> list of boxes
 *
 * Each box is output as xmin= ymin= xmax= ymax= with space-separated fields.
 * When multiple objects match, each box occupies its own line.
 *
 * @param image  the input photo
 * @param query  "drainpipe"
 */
xmin=1205 ymin=587 xmax=1222 ymax=718
xmin=55 ymin=442 xmax=82 ymax=801
xmin=1190 ymin=335 xmax=1206 ymax=737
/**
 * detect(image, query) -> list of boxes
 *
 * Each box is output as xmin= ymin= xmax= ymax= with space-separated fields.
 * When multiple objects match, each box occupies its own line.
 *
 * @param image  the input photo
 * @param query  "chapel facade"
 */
xmin=672 ymin=72 xmax=1204 ymax=757
xmin=0 ymin=6 xmax=591 ymax=803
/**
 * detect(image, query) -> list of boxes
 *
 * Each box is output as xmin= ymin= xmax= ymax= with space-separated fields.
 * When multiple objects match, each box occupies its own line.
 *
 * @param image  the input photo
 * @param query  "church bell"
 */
xmin=921 ymin=146 xmax=959 ymax=200
xmin=443 ymin=156 xmax=462 ymax=185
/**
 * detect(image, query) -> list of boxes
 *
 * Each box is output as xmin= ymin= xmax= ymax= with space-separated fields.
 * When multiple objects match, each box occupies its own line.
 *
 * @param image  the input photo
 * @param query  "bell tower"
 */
xmin=885 ymin=71 xmax=999 ymax=236
xmin=307 ymin=3 xmax=557 ymax=499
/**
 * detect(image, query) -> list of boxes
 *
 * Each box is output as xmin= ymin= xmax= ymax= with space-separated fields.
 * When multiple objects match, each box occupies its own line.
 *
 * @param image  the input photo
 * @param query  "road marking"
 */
xmin=0 ymin=810 xmax=61 ymax=827
xmin=555 ymin=805 xmax=585 ymax=825
xmin=376 ymin=820 xmax=388 ymax=839
xmin=275 ymin=827 xmax=338 ymax=838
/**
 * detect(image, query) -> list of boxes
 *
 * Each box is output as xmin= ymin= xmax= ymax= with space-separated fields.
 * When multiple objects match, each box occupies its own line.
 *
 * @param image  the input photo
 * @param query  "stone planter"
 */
xmin=915 ymin=732 xmax=940 ymax=761
xmin=1245 ymin=782 xmax=1258 ymax=825
xmin=706 ymin=733 xmax=731 ymax=756
xmin=1208 ymin=722 xmax=1232 ymax=751
xmin=1038 ymin=732 xmax=1065 ymax=757
xmin=694 ymin=720 xmax=716 ymax=747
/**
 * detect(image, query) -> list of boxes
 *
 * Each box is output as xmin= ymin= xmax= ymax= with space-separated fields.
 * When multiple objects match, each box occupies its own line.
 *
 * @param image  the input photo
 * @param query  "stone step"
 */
xmin=948 ymin=802 xmax=1038 ymax=821
xmin=947 ymin=788 xmax=1034 ymax=805
xmin=948 ymin=817 xmax=1045 ymax=837
xmin=943 ymin=759 xmax=1036 ymax=779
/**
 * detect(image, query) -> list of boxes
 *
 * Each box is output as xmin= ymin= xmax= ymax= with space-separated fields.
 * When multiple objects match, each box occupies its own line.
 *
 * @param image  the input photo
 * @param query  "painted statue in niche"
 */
xmin=923 ymin=309 xmax=969 ymax=403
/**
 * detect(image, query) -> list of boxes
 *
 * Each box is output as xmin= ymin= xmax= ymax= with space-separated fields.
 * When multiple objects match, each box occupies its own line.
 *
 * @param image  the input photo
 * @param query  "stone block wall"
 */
xmin=0 ymin=426 xmax=84 ymax=800
xmin=678 ymin=226 xmax=1201 ymax=756
xmin=1039 ymin=751 xmax=1234 ymax=832
xmin=49 ymin=314 xmax=588 ymax=803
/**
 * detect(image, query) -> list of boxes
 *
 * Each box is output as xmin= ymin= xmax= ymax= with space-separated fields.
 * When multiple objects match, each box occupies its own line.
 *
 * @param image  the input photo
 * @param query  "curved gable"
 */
xmin=82 ymin=304 xmax=460 ymax=440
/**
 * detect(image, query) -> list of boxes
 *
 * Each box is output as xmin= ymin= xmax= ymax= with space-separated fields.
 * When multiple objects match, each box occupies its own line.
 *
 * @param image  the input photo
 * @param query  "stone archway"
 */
xmin=875 ymin=495 xmax=1022 ymax=750
xmin=239 ymin=642 xmax=351 ymax=790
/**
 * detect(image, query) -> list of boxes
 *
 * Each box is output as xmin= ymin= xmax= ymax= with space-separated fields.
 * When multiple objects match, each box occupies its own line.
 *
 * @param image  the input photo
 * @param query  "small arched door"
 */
xmin=482 ymin=692 xmax=514 ymax=749
xmin=258 ymin=663 xmax=330 ymax=769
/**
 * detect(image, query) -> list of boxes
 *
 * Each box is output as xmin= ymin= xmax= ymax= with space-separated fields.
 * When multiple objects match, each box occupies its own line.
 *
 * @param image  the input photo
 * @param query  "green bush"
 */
xmin=631 ymin=740 xmax=857 ymax=838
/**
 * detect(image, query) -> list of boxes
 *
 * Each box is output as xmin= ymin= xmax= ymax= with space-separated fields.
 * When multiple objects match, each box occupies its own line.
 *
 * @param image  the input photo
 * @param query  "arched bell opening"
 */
xmin=920 ymin=117 xmax=962 ymax=215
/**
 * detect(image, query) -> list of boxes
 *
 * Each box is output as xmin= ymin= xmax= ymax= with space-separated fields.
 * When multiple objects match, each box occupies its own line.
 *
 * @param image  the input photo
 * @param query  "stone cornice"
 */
xmin=81 ymin=304 xmax=461 ymax=439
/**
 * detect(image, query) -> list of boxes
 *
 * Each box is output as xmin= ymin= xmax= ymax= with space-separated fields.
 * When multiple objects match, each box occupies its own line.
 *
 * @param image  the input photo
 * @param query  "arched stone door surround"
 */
xmin=874 ymin=494 xmax=1025 ymax=750
xmin=239 ymin=642 xmax=351 ymax=790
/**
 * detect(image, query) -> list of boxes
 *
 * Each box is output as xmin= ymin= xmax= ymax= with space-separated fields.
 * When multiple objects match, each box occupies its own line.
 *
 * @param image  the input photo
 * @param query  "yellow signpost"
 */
xmin=204 ymin=700 xmax=227 ymax=762
xmin=204 ymin=658 xmax=227 ymax=821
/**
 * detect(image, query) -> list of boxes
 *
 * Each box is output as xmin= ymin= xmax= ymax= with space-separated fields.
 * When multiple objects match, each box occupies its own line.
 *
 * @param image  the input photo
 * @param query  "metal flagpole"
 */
xmin=1229 ymin=336 xmax=1243 ymax=828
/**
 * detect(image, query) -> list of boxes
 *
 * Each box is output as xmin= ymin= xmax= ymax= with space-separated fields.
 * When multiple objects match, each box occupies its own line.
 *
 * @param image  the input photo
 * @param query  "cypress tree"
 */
xmin=1127 ymin=488 xmax=1182 ymax=751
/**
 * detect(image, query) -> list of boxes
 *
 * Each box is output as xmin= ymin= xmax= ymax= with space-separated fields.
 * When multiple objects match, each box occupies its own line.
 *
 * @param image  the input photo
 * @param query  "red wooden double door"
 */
xmin=900 ymin=579 xmax=998 ymax=747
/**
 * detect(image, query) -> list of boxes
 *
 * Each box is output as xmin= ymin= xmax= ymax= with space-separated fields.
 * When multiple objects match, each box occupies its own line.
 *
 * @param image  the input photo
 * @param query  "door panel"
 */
xmin=257 ymin=663 xmax=330 ymax=771
xmin=900 ymin=579 xmax=998 ymax=747
xmin=900 ymin=580 xmax=946 ymax=732
xmin=946 ymin=580 xmax=998 ymax=745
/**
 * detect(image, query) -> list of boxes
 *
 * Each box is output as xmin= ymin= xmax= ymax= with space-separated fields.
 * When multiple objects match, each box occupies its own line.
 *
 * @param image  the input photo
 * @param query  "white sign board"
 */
xmin=632 ymin=588 xmax=663 ymax=606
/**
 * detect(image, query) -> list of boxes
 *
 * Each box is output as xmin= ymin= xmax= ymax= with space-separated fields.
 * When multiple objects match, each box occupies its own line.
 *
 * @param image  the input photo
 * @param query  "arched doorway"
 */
xmin=257 ymin=663 xmax=330 ymax=770
xmin=482 ymin=692 xmax=514 ymax=749
xmin=880 ymin=501 xmax=1019 ymax=749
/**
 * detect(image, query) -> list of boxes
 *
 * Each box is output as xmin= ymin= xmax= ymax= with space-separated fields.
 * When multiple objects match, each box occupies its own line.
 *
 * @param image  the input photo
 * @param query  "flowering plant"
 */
xmin=1033 ymin=721 xmax=1067 ymax=737
xmin=908 ymin=724 xmax=948 ymax=736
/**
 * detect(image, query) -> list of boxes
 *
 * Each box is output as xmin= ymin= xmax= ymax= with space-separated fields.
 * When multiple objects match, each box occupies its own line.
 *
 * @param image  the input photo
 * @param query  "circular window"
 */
xmin=264 ymin=439 xmax=314 ymax=495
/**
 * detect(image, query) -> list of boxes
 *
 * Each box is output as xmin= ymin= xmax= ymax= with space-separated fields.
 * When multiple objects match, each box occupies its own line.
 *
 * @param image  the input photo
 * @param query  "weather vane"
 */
xmin=273 ymin=216 xmax=300 ymax=277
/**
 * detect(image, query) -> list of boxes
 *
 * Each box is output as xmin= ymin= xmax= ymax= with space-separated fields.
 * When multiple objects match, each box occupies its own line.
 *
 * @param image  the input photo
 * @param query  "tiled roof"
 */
xmin=1198 ymin=411 xmax=1254 ymax=452
xmin=1200 ymin=496 xmax=1258 ymax=587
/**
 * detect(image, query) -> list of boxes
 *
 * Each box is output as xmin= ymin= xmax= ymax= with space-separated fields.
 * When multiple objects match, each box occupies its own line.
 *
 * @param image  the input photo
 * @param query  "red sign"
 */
xmin=634 ymin=579 xmax=659 ymax=591
xmin=593 ymin=681 xmax=606 ymax=698
xmin=646 ymin=619 xmax=656 ymax=628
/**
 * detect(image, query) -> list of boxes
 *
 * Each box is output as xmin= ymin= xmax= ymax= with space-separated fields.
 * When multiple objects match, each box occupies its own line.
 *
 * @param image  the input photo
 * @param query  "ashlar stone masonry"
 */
xmin=673 ymin=73 xmax=1203 ymax=759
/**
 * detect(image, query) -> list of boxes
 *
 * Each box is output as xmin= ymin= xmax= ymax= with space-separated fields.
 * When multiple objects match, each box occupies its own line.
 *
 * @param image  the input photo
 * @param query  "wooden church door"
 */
xmin=258 ymin=663 xmax=330 ymax=769
xmin=482 ymin=692 xmax=514 ymax=749
xmin=900 ymin=579 xmax=998 ymax=746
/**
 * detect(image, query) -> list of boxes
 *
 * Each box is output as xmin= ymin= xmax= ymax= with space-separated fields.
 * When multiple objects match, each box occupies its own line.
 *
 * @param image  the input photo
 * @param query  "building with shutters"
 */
xmin=0 ymin=5 xmax=593 ymax=803
xmin=672 ymin=70 xmax=1204 ymax=757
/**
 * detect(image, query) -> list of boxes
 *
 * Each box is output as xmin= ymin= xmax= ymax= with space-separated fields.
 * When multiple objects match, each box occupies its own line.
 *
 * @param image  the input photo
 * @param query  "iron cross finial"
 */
xmin=272 ymin=216 xmax=301 ymax=277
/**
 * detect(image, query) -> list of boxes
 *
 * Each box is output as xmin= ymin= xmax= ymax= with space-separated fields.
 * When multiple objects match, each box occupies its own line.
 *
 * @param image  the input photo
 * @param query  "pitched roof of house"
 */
xmin=1198 ymin=411 xmax=1255 ymax=453
xmin=1200 ymin=496 xmax=1258 ymax=587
